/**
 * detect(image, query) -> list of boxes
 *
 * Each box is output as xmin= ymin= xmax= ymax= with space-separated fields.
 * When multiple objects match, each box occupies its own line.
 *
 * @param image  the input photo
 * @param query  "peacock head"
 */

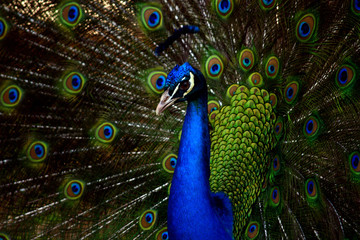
xmin=156 ymin=62 xmax=206 ymax=115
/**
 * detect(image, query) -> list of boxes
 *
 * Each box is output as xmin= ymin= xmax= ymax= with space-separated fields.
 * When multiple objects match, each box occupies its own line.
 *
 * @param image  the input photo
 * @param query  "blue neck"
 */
xmin=168 ymin=87 xmax=233 ymax=240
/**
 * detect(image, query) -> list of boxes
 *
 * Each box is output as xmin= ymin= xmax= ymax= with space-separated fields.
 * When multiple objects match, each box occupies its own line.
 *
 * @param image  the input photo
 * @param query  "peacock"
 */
xmin=1 ymin=0 xmax=360 ymax=239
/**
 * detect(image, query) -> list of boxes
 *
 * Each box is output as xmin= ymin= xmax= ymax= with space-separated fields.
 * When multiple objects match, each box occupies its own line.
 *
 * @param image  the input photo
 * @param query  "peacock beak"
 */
xmin=156 ymin=89 xmax=180 ymax=115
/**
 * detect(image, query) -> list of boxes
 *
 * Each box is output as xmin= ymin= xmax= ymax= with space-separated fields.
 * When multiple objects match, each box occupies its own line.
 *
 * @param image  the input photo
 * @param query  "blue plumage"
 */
xmin=165 ymin=63 xmax=233 ymax=239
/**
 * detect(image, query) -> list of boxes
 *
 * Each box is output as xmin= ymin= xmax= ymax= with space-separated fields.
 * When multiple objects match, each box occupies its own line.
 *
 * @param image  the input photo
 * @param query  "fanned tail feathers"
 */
xmin=0 ymin=0 xmax=360 ymax=239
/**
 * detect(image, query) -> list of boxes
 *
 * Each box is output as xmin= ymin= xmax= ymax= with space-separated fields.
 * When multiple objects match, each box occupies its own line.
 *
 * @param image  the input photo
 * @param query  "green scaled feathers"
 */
xmin=209 ymin=85 xmax=276 ymax=238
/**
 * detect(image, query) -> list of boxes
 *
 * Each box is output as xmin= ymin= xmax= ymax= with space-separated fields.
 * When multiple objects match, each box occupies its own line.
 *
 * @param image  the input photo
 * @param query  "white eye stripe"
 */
xmin=183 ymin=72 xmax=195 ymax=97
xmin=171 ymin=83 xmax=180 ymax=99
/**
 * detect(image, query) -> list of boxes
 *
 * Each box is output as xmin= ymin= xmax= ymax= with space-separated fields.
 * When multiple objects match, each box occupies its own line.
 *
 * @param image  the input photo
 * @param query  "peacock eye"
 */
xmin=0 ymin=233 xmax=10 ymax=240
xmin=0 ymin=18 xmax=9 ymax=40
xmin=246 ymin=221 xmax=260 ymax=238
xmin=296 ymin=14 xmax=316 ymax=42
xmin=1 ymin=85 xmax=23 ymax=107
xmin=60 ymin=2 xmax=83 ymax=27
xmin=141 ymin=7 xmax=163 ymax=31
xmin=64 ymin=180 xmax=85 ymax=200
xmin=180 ymin=80 xmax=190 ymax=91
xmin=156 ymin=227 xmax=169 ymax=240
xmin=63 ymin=72 xmax=86 ymax=94
xmin=139 ymin=210 xmax=157 ymax=230
xmin=27 ymin=141 xmax=48 ymax=163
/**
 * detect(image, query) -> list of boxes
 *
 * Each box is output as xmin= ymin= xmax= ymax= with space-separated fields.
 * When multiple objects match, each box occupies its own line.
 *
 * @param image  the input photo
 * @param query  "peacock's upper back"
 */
xmin=1 ymin=0 xmax=360 ymax=239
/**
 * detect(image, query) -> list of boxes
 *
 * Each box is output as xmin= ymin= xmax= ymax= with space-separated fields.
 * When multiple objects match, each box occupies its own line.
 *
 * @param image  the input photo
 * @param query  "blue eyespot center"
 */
xmin=103 ymin=126 xmax=113 ymax=139
xmin=306 ymin=120 xmax=314 ymax=134
xmin=352 ymin=154 xmax=359 ymax=170
xmin=307 ymin=181 xmax=314 ymax=194
xmin=299 ymin=22 xmax=310 ymax=37
xmin=210 ymin=64 xmax=221 ymax=75
xmin=263 ymin=0 xmax=273 ymax=6
xmin=161 ymin=232 xmax=168 ymax=240
xmin=249 ymin=224 xmax=256 ymax=233
xmin=243 ymin=58 xmax=251 ymax=67
xmin=170 ymin=157 xmax=177 ymax=168
xmin=72 ymin=75 xmax=81 ymax=89
xmin=355 ymin=0 xmax=360 ymax=10
xmin=273 ymin=158 xmax=278 ymax=169
xmin=275 ymin=125 xmax=280 ymax=133
xmin=68 ymin=6 xmax=79 ymax=22
xmin=272 ymin=189 xmax=278 ymax=199
xmin=156 ymin=76 xmax=165 ymax=90
xmin=145 ymin=213 xmax=153 ymax=223
xmin=148 ymin=12 xmax=160 ymax=27
xmin=71 ymin=183 xmax=81 ymax=195
xmin=211 ymin=107 xmax=217 ymax=112
xmin=0 ymin=21 xmax=4 ymax=36
xmin=269 ymin=65 xmax=275 ymax=74
xmin=338 ymin=68 xmax=348 ymax=84
xmin=219 ymin=0 xmax=231 ymax=13
xmin=34 ymin=144 xmax=44 ymax=158
xmin=286 ymin=87 xmax=294 ymax=99
xmin=9 ymin=89 xmax=19 ymax=103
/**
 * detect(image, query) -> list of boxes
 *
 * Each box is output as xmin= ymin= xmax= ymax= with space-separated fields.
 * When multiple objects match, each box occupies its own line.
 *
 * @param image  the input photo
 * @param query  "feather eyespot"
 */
xmin=208 ymin=100 xmax=220 ymax=125
xmin=27 ymin=141 xmax=48 ymax=163
xmin=1 ymin=85 xmax=22 ymax=107
xmin=303 ymin=116 xmax=319 ymax=138
xmin=139 ymin=210 xmax=157 ymax=230
xmin=246 ymin=221 xmax=259 ymax=238
xmin=269 ymin=93 xmax=277 ymax=108
xmin=227 ymin=84 xmax=239 ymax=98
xmin=296 ymin=14 xmax=316 ymax=42
xmin=239 ymin=49 xmax=255 ymax=71
xmin=60 ymin=3 xmax=83 ymax=27
xmin=336 ymin=65 xmax=355 ymax=88
xmin=0 ymin=233 xmax=10 ymax=240
xmin=64 ymin=180 xmax=84 ymax=200
xmin=306 ymin=180 xmax=316 ymax=197
xmin=63 ymin=72 xmax=86 ymax=94
xmin=270 ymin=187 xmax=280 ymax=206
xmin=205 ymin=55 xmax=224 ymax=79
xmin=156 ymin=227 xmax=169 ymax=240
xmin=352 ymin=0 xmax=360 ymax=15
xmin=273 ymin=155 xmax=280 ymax=172
xmin=148 ymin=71 xmax=167 ymax=94
xmin=247 ymin=72 xmax=263 ymax=87
xmin=260 ymin=0 xmax=276 ymax=10
xmin=349 ymin=152 xmax=360 ymax=173
xmin=95 ymin=122 xmax=117 ymax=143
xmin=208 ymin=100 xmax=220 ymax=114
xmin=141 ymin=7 xmax=163 ymax=31
xmin=215 ymin=0 xmax=234 ymax=19
xmin=163 ymin=154 xmax=177 ymax=173
xmin=274 ymin=118 xmax=283 ymax=139
xmin=265 ymin=56 xmax=279 ymax=78
xmin=305 ymin=179 xmax=318 ymax=202
xmin=0 ymin=18 xmax=9 ymax=40
xmin=284 ymin=81 xmax=299 ymax=104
